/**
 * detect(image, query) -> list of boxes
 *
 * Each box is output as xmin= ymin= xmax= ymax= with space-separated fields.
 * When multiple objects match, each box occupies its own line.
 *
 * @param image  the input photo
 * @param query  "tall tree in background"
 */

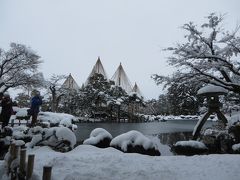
xmin=14 ymin=92 xmax=30 ymax=107
xmin=153 ymin=13 xmax=240 ymax=94
xmin=47 ymin=74 xmax=66 ymax=112
xmin=0 ymin=43 xmax=43 ymax=92
xmin=166 ymin=81 xmax=200 ymax=115
xmin=79 ymin=73 xmax=112 ymax=117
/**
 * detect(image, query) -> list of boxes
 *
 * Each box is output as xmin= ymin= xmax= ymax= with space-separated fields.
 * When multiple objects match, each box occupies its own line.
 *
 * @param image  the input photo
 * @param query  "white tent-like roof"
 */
xmin=62 ymin=74 xmax=80 ymax=90
xmin=111 ymin=63 xmax=133 ymax=93
xmin=132 ymin=82 xmax=144 ymax=99
xmin=85 ymin=57 xmax=108 ymax=85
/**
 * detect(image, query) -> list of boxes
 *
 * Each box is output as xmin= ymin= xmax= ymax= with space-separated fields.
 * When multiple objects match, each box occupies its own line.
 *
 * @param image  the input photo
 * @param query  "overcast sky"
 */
xmin=1 ymin=0 xmax=240 ymax=99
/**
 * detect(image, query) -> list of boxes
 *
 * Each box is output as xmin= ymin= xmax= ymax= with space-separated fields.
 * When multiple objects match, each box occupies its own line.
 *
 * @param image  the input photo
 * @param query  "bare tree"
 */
xmin=153 ymin=13 xmax=240 ymax=94
xmin=47 ymin=74 xmax=66 ymax=112
xmin=0 ymin=43 xmax=43 ymax=92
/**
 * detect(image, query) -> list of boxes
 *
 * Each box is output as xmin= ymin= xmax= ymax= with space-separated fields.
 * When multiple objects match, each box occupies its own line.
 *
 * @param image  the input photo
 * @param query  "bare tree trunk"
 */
xmin=50 ymin=86 xmax=57 ymax=112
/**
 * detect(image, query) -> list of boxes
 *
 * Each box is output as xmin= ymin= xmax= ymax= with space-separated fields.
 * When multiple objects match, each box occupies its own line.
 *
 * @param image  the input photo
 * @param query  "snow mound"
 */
xmin=14 ymin=145 xmax=240 ymax=180
xmin=55 ymin=127 xmax=77 ymax=149
xmin=15 ymin=108 xmax=29 ymax=117
xmin=38 ymin=112 xmax=78 ymax=129
xmin=110 ymin=130 xmax=158 ymax=151
xmin=27 ymin=127 xmax=76 ymax=150
xmin=173 ymin=140 xmax=208 ymax=155
xmin=12 ymin=126 xmax=30 ymax=140
xmin=12 ymin=140 xmax=25 ymax=147
xmin=175 ymin=140 xmax=207 ymax=149
xmin=229 ymin=114 xmax=240 ymax=125
xmin=83 ymin=128 xmax=112 ymax=147
xmin=232 ymin=143 xmax=240 ymax=152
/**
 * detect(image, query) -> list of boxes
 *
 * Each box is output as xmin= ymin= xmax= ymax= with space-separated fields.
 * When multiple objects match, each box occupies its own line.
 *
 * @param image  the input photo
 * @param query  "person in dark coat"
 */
xmin=30 ymin=90 xmax=42 ymax=126
xmin=0 ymin=93 xmax=13 ymax=130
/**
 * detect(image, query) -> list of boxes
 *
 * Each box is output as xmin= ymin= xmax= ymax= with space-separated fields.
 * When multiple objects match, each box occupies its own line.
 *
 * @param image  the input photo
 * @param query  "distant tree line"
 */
xmin=2 ymin=13 xmax=240 ymax=117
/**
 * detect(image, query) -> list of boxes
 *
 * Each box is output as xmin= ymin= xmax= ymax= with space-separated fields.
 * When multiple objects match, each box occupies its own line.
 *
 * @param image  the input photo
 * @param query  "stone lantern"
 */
xmin=192 ymin=84 xmax=228 ymax=140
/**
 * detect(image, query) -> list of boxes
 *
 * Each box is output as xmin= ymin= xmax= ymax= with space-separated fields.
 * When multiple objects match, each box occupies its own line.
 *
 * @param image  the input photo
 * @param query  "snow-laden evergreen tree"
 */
xmin=78 ymin=73 xmax=143 ymax=120
xmin=153 ymin=13 xmax=240 ymax=94
xmin=107 ymin=85 xmax=128 ymax=121
xmin=79 ymin=73 xmax=113 ymax=117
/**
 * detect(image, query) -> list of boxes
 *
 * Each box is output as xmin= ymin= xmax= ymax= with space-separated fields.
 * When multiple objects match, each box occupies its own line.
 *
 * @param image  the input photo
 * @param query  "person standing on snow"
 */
xmin=0 ymin=92 xmax=13 ymax=130
xmin=29 ymin=90 xmax=42 ymax=127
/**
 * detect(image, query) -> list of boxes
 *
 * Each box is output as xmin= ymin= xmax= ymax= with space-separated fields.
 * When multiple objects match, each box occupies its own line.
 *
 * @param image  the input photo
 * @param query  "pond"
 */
xmin=75 ymin=120 xmax=217 ymax=145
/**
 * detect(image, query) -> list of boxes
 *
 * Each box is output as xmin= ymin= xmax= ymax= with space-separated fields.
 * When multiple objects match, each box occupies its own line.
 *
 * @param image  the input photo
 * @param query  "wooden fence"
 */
xmin=6 ymin=143 xmax=52 ymax=180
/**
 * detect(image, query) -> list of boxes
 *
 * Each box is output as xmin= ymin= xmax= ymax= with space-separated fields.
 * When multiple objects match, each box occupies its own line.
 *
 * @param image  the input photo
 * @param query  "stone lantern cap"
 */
xmin=197 ymin=84 xmax=228 ymax=96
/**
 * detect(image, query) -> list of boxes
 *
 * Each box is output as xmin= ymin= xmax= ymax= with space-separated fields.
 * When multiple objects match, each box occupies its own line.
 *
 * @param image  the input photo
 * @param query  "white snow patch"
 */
xmin=232 ymin=143 xmax=240 ymax=151
xmin=15 ymin=108 xmax=29 ymax=117
xmin=175 ymin=140 xmax=207 ymax=149
xmin=12 ymin=140 xmax=25 ymax=146
xmin=110 ymin=130 xmax=157 ymax=151
xmin=83 ymin=128 xmax=112 ymax=145
xmin=55 ymin=127 xmax=76 ymax=148
xmin=38 ymin=111 xmax=78 ymax=128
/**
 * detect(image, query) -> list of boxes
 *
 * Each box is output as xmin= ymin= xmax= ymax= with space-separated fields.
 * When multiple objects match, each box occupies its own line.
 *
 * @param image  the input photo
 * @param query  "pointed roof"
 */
xmin=132 ymin=82 xmax=144 ymax=99
xmin=85 ymin=57 xmax=108 ymax=85
xmin=111 ymin=63 xmax=133 ymax=93
xmin=62 ymin=74 xmax=80 ymax=90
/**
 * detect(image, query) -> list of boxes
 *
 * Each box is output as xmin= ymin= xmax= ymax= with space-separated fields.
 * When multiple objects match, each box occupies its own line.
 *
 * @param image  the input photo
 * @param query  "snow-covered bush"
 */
xmin=83 ymin=128 xmax=112 ymax=148
xmin=38 ymin=112 xmax=78 ymax=130
xmin=201 ymin=127 xmax=235 ymax=154
xmin=26 ymin=127 xmax=76 ymax=152
xmin=229 ymin=121 xmax=240 ymax=143
xmin=172 ymin=140 xmax=208 ymax=156
xmin=15 ymin=108 xmax=30 ymax=120
xmin=11 ymin=126 xmax=32 ymax=142
xmin=232 ymin=143 xmax=240 ymax=153
xmin=110 ymin=130 xmax=160 ymax=156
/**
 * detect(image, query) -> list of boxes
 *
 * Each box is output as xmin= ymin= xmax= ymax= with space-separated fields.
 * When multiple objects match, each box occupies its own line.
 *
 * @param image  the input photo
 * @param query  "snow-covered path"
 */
xmin=3 ymin=145 xmax=238 ymax=180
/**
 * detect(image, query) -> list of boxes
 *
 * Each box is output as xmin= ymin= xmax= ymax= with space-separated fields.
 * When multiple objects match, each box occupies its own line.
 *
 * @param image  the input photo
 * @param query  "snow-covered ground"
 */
xmin=1 ymin=145 xmax=239 ymax=180
xmin=1 ymin=108 xmax=240 ymax=179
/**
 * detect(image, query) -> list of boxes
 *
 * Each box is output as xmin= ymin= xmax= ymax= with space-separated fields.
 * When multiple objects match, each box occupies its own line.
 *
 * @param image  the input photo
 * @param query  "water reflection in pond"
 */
xmin=75 ymin=120 xmax=216 ymax=145
xmin=158 ymin=132 xmax=193 ymax=146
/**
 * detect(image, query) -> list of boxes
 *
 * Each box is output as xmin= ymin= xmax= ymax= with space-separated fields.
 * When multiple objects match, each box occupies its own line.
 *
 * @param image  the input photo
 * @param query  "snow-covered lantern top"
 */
xmin=197 ymin=84 xmax=228 ymax=96
xmin=197 ymin=84 xmax=228 ymax=109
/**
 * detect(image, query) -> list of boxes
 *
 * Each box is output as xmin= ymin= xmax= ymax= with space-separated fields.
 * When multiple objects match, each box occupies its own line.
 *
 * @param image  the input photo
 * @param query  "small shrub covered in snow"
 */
xmin=110 ymin=130 xmax=160 ymax=156
xmin=12 ymin=126 xmax=32 ymax=142
xmin=172 ymin=140 xmax=208 ymax=156
xmin=15 ymin=108 xmax=30 ymax=120
xmin=83 ymin=128 xmax=113 ymax=148
xmin=232 ymin=143 xmax=240 ymax=153
xmin=26 ymin=127 xmax=76 ymax=152
xmin=38 ymin=112 xmax=78 ymax=130
xmin=201 ymin=128 xmax=235 ymax=154
xmin=228 ymin=122 xmax=240 ymax=143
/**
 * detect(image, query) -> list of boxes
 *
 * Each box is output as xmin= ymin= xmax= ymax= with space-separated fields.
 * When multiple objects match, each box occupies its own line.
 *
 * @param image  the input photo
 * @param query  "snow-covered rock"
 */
xmin=15 ymin=108 xmax=29 ymax=118
xmin=172 ymin=140 xmax=208 ymax=155
xmin=55 ymin=127 xmax=76 ymax=149
xmin=110 ymin=130 xmax=160 ymax=156
xmin=38 ymin=111 xmax=78 ymax=130
xmin=175 ymin=140 xmax=207 ymax=149
xmin=1 ymin=145 xmax=238 ymax=180
xmin=83 ymin=128 xmax=112 ymax=148
xmin=26 ymin=127 xmax=76 ymax=151
xmin=232 ymin=143 xmax=240 ymax=153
